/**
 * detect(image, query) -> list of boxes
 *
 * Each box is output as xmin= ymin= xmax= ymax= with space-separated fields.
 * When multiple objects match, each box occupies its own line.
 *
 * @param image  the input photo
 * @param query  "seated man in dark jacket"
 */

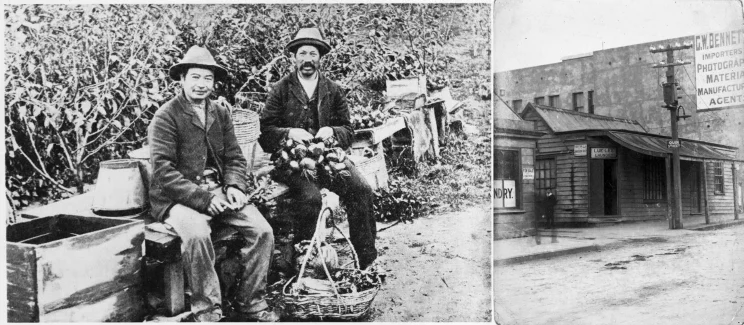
xmin=258 ymin=27 xmax=377 ymax=269
xmin=148 ymin=46 xmax=278 ymax=322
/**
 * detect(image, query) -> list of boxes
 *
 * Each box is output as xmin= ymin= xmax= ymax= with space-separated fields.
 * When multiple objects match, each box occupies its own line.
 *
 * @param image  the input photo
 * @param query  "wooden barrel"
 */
xmin=91 ymin=159 xmax=148 ymax=216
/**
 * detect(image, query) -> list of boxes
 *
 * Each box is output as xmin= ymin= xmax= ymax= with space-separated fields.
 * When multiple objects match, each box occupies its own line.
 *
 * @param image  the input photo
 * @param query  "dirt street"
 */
xmin=494 ymin=226 xmax=744 ymax=325
xmin=369 ymin=204 xmax=492 ymax=322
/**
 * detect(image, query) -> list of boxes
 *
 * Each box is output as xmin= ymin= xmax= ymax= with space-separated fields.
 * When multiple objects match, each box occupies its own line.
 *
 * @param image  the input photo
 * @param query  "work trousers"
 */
xmin=164 ymin=189 xmax=274 ymax=314
xmin=278 ymin=158 xmax=377 ymax=269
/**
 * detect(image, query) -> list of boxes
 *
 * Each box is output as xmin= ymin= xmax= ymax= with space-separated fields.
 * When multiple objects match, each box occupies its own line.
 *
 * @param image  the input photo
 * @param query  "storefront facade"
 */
xmin=522 ymin=103 xmax=739 ymax=224
xmin=493 ymin=105 xmax=544 ymax=239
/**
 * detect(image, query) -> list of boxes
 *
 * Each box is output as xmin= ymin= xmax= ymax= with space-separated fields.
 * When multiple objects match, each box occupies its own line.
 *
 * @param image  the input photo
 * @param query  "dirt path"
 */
xmin=494 ymin=226 xmax=744 ymax=325
xmin=368 ymin=203 xmax=492 ymax=322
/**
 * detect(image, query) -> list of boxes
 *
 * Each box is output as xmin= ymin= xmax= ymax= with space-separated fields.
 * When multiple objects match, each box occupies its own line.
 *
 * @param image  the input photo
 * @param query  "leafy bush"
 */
xmin=372 ymin=177 xmax=430 ymax=223
xmin=4 ymin=3 xmax=490 ymax=208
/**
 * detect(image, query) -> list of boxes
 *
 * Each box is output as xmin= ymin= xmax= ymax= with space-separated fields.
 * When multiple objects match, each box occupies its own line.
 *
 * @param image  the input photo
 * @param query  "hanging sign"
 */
xmin=694 ymin=28 xmax=744 ymax=110
xmin=591 ymin=148 xmax=617 ymax=159
xmin=574 ymin=144 xmax=587 ymax=156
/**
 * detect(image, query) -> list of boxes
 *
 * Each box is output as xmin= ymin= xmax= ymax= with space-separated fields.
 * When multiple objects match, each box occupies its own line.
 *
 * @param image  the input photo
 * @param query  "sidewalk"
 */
xmin=494 ymin=214 xmax=744 ymax=266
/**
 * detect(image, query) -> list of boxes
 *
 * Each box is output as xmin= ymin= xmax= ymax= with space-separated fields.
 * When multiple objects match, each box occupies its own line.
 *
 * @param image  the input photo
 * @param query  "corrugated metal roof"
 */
xmin=522 ymin=104 xmax=646 ymax=133
xmin=607 ymin=131 xmax=738 ymax=161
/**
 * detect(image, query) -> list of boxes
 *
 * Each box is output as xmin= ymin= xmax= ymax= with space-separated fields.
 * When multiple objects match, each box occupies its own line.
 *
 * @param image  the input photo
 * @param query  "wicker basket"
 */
xmin=232 ymin=108 xmax=261 ymax=171
xmin=282 ymin=191 xmax=381 ymax=320
xmin=232 ymin=108 xmax=260 ymax=145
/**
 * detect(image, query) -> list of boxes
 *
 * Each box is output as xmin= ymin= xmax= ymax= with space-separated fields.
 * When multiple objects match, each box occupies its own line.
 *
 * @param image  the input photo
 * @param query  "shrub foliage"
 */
xmin=4 ymin=3 xmax=490 ymax=207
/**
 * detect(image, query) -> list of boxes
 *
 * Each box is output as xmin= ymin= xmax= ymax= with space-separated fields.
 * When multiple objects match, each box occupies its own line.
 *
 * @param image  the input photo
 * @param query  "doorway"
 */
xmin=590 ymin=159 xmax=618 ymax=216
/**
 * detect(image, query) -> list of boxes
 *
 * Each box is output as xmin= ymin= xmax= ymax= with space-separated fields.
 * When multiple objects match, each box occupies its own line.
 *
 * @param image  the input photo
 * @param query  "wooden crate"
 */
xmin=349 ymin=154 xmax=389 ymax=190
xmin=7 ymin=215 xmax=145 ymax=322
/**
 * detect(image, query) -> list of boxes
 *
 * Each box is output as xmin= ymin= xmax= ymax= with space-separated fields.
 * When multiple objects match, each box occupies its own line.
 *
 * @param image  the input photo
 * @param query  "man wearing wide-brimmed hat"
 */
xmin=148 ymin=46 xmax=279 ymax=322
xmin=259 ymin=27 xmax=378 ymax=270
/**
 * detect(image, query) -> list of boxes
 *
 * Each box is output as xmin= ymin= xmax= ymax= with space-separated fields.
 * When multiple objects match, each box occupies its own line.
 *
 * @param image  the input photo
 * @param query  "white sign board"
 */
xmin=494 ymin=179 xmax=517 ymax=208
xmin=574 ymin=144 xmax=587 ymax=156
xmin=522 ymin=168 xmax=534 ymax=180
xmin=694 ymin=29 xmax=744 ymax=110
xmin=591 ymin=148 xmax=617 ymax=159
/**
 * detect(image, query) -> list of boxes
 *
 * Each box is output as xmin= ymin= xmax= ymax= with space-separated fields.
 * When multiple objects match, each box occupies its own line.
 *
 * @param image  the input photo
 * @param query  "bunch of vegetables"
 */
xmin=427 ymin=75 xmax=449 ymax=91
xmin=330 ymin=268 xmax=382 ymax=294
xmin=351 ymin=109 xmax=388 ymax=130
xmin=270 ymin=138 xmax=351 ymax=182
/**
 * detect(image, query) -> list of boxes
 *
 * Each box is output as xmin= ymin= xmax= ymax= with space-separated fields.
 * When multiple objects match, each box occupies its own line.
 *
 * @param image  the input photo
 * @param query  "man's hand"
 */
xmin=226 ymin=187 xmax=247 ymax=209
xmin=288 ymin=128 xmax=314 ymax=143
xmin=207 ymin=196 xmax=231 ymax=216
xmin=315 ymin=127 xmax=334 ymax=141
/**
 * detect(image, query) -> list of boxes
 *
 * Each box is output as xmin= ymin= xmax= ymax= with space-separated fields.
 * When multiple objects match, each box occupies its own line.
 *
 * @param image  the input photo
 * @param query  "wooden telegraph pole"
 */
xmin=650 ymin=42 xmax=692 ymax=230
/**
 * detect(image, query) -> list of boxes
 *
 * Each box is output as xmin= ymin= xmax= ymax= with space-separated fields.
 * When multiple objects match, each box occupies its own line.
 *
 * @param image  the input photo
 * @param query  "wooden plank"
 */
xmin=35 ymin=219 xmax=144 ymax=322
xmin=352 ymin=116 xmax=406 ymax=148
xmin=163 ymin=261 xmax=185 ymax=316
xmin=21 ymin=192 xmax=98 ymax=219
xmin=39 ymin=285 xmax=145 ymax=322
xmin=7 ymin=244 xmax=38 ymax=322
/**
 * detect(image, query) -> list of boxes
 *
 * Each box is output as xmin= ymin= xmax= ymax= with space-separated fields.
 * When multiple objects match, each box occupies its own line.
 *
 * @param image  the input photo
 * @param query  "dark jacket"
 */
xmin=147 ymin=91 xmax=247 ymax=222
xmin=258 ymin=71 xmax=353 ymax=153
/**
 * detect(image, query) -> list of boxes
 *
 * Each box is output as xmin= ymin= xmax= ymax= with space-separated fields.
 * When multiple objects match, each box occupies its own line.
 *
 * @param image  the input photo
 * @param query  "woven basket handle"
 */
xmin=296 ymin=191 xmax=340 ymax=298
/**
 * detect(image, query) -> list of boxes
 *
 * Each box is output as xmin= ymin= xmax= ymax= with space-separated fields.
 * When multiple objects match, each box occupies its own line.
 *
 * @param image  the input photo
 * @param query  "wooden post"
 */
xmin=702 ymin=161 xmax=710 ymax=224
xmin=163 ymin=260 xmax=185 ymax=316
xmin=733 ymin=163 xmax=740 ymax=220
xmin=665 ymin=156 xmax=674 ymax=229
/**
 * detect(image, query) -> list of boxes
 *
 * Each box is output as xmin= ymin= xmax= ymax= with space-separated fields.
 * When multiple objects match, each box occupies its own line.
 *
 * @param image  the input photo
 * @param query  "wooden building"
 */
xmin=493 ymin=104 xmax=544 ymax=239
xmin=521 ymin=103 xmax=740 ymax=224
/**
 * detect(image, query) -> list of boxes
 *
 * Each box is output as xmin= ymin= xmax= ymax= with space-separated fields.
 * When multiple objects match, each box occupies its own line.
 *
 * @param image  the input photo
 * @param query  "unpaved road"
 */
xmin=494 ymin=225 xmax=744 ymax=325
xmin=369 ymin=204 xmax=492 ymax=322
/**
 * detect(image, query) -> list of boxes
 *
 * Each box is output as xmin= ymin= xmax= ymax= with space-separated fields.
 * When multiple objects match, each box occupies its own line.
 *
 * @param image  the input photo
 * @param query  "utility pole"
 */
xmin=650 ymin=42 xmax=692 ymax=230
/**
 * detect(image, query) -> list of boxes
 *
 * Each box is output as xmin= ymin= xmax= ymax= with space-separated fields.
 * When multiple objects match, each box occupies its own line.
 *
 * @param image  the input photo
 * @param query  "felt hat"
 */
xmin=169 ymin=46 xmax=228 ymax=81
xmin=286 ymin=27 xmax=331 ymax=56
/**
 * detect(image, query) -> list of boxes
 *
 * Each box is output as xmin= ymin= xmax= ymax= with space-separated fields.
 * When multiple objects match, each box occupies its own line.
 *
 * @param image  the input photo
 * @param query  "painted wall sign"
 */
xmin=494 ymin=180 xmax=517 ymax=208
xmin=574 ymin=144 xmax=587 ymax=156
xmin=591 ymin=148 xmax=617 ymax=159
xmin=523 ymin=168 xmax=534 ymax=180
xmin=694 ymin=28 xmax=744 ymax=110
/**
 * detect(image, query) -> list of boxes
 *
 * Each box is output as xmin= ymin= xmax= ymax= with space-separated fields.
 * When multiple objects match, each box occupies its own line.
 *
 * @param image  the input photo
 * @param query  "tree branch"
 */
xmin=8 ymin=129 xmax=75 ymax=194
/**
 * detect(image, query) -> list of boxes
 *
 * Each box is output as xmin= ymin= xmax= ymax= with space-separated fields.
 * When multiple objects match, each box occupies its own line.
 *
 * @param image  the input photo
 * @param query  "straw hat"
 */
xmin=286 ymin=27 xmax=331 ymax=56
xmin=169 ymin=46 xmax=228 ymax=81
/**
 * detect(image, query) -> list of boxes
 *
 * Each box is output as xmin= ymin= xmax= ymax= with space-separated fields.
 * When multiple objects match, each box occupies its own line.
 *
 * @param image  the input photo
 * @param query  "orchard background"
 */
xmin=4 ymin=3 xmax=490 ymax=217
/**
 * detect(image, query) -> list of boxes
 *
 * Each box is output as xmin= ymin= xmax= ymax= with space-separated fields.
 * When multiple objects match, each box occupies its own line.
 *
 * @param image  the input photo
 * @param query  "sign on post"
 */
xmin=591 ymin=148 xmax=617 ymax=159
xmin=694 ymin=28 xmax=744 ymax=110
xmin=667 ymin=140 xmax=681 ymax=148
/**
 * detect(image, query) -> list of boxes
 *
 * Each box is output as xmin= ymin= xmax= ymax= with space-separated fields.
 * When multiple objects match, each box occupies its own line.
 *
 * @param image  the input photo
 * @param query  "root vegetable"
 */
xmin=289 ymin=160 xmax=300 ymax=172
xmin=300 ymin=157 xmax=317 ymax=170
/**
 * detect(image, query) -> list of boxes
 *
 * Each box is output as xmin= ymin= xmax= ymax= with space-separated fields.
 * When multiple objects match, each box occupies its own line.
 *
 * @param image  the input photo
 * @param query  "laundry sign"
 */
xmin=591 ymin=148 xmax=617 ymax=159
xmin=494 ymin=179 xmax=517 ymax=208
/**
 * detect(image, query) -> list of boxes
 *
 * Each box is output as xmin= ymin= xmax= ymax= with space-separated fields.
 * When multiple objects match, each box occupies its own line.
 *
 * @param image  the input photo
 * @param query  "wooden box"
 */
xmin=349 ymin=153 xmax=389 ymax=190
xmin=7 ymin=215 xmax=145 ymax=322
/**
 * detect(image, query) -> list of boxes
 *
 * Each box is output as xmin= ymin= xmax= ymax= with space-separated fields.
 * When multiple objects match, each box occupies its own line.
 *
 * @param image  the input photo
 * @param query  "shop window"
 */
xmin=572 ymin=92 xmax=584 ymax=112
xmin=535 ymin=158 xmax=556 ymax=199
xmin=644 ymin=157 xmax=666 ymax=201
xmin=494 ymin=149 xmax=520 ymax=209
xmin=534 ymin=96 xmax=545 ymax=105
xmin=588 ymin=90 xmax=594 ymax=114
xmin=512 ymin=99 xmax=523 ymax=113
xmin=713 ymin=162 xmax=724 ymax=194
xmin=548 ymin=95 xmax=560 ymax=108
